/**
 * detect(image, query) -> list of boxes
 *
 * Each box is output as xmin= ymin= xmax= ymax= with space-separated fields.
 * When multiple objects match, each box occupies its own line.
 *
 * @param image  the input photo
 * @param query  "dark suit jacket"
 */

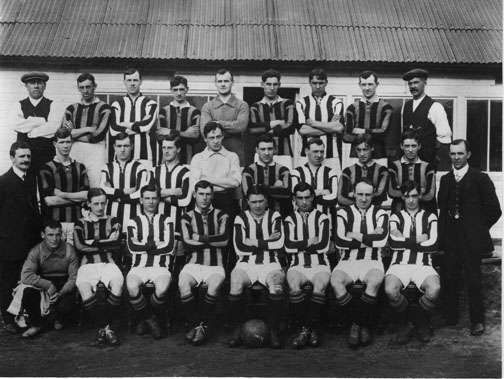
xmin=0 ymin=168 xmax=41 ymax=261
xmin=438 ymin=167 xmax=501 ymax=255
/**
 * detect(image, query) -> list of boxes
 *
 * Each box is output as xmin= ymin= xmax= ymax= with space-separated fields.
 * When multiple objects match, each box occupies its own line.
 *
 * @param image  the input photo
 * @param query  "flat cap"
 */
xmin=21 ymin=72 xmax=49 ymax=83
xmin=402 ymin=68 xmax=429 ymax=81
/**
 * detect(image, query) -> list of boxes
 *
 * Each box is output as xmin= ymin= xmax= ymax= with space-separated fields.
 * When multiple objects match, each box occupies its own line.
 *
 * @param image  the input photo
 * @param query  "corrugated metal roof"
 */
xmin=0 ymin=0 xmax=501 ymax=63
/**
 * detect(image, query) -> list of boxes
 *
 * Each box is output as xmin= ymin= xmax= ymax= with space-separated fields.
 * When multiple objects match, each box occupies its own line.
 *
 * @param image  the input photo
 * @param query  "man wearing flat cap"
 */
xmin=402 ymin=68 xmax=452 ymax=166
xmin=10 ymin=72 xmax=66 ymax=179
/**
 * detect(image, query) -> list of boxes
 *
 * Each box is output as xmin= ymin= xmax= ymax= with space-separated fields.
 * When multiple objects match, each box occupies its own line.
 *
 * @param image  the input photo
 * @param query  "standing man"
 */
xmin=0 ymin=142 xmax=41 ymax=333
xmin=110 ymin=68 xmax=158 ymax=168
xmin=178 ymin=181 xmax=229 ymax=346
xmin=38 ymin=128 xmax=89 ymax=245
xmin=10 ymin=72 xmax=65 ymax=178
xmin=249 ymin=69 xmax=296 ymax=170
xmin=332 ymin=180 xmax=389 ymax=349
xmin=157 ymin=75 xmax=201 ymax=165
xmin=200 ymin=69 xmax=249 ymax=166
xmin=338 ymin=133 xmax=388 ymax=207
xmin=438 ymin=140 xmax=501 ymax=335
xmin=62 ymin=73 xmax=111 ymax=187
xmin=126 ymin=185 xmax=175 ymax=340
xmin=402 ymin=68 xmax=452 ymax=165
xmin=296 ymin=68 xmax=344 ymax=174
xmin=343 ymin=71 xmax=393 ymax=166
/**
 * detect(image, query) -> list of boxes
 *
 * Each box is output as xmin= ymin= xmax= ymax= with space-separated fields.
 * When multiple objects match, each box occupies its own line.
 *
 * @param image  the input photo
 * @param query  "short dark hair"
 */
xmin=401 ymin=130 xmax=420 ymax=144
xmin=195 ymin=180 xmax=213 ymax=193
xmin=353 ymin=133 xmax=374 ymax=148
xmin=305 ymin=137 xmax=325 ymax=150
xmin=451 ymin=139 xmax=471 ymax=153
xmin=77 ymin=72 xmax=96 ymax=85
xmin=203 ymin=121 xmax=224 ymax=137
xmin=160 ymin=134 xmax=182 ymax=149
xmin=87 ymin=187 xmax=106 ymax=202
xmin=113 ymin=132 xmax=132 ymax=145
xmin=293 ymin=182 xmax=315 ymax=198
xmin=170 ymin=75 xmax=188 ymax=89
xmin=261 ymin=69 xmax=281 ymax=83
xmin=309 ymin=68 xmax=327 ymax=82
xmin=140 ymin=184 xmax=160 ymax=198
xmin=246 ymin=185 xmax=268 ymax=199
xmin=53 ymin=127 xmax=72 ymax=142
xmin=256 ymin=134 xmax=276 ymax=148
xmin=400 ymin=180 xmax=421 ymax=196
xmin=359 ymin=71 xmax=378 ymax=83
xmin=9 ymin=141 xmax=30 ymax=158
xmin=124 ymin=68 xmax=141 ymax=80
xmin=215 ymin=69 xmax=233 ymax=81
xmin=43 ymin=219 xmax=62 ymax=232
xmin=353 ymin=179 xmax=374 ymax=192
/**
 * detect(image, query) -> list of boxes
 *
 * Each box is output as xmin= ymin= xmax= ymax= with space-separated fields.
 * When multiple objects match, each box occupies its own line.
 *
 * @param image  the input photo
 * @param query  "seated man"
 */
xmin=73 ymin=188 xmax=123 ymax=346
xmin=332 ymin=180 xmax=389 ymax=349
xmin=126 ymin=185 xmax=175 ymax=339
xmin=285 ymin=182 xmax=331 ymax=349
xmin=17 ymin=219 xmax=79 ymax=338
xmin=385 ymin=180 xmax=440 ymax=344
xmin=228 ymin=185 xmax=285 ymax=348
xmin=178 ymin=180 xmax=229 ymax=346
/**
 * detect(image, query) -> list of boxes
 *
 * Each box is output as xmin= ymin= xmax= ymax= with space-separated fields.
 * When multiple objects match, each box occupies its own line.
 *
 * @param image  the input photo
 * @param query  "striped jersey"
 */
xmin=234 ymin=209 xmax=284 ymax=265
xmin=338 ymin=162 xmax=388 ymax=206
xmin=344 ymin=99 xmax=393 ymax=159
xmin=110 ymin=94 xmax=158 ymax=163
xmin=100 ymin=159 xmax=149 ymax=233
xmin=73 ymin=215 xmax=121 ymax=265
xmin=127 ymin=212 xmax=175 ymax=268
xmin=39 ymin=158 xmax=90 ymax=222
xmin=296 ymin=93 xmax=344 ymax=159
xmin=158 ymin=102 xmax=201 ymax=164
xmin=284 ymin=209 xmax=330 ymax=267
xmin=181 ymin=207 xmax=229 ymax=267
xmin=335 ymin=205 xmax=389 ymax=261
xmin=389 ymin=209 xmax=438 ymax=266
xmin=249 ymin=97 xmax=296 ymax=157
xmin=63 ymin=98 xmax=111 ymax=143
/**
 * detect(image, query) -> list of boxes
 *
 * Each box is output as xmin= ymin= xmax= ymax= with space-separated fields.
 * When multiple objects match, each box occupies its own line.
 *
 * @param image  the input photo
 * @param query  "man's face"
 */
xmin=294 ymin=189 xmax=314 ymax=212
xmin=162 ymin=140 xmax=179 ymax=163
xmin=262 ymin=77 xmax=280 ymax=99
xmin=402 ymin=188 xmax=420 ymax=213
xmin=248 ymin=194 xmax=267 ymax=217
xmin=171 ymin=83 xmax=188 ymax=103
xmin=205 ymin=128 xmax=224 ymax=152
xmin=256 ymin=141 xmax=275 ymax=165
xmin=25 ymin=79 xmax=46 ymax=100
xmin=401 ymin=138 xmax=420 ymax=162
xmin=359 ymin=75 xmax=378 ymax=99
xmin=140 ymin=190 xmax=160 ymax=214
xmin=88 ymin=194 xmax=107 ymax=218
xmin=11 ymin=148 xmax=31 ymax=172
xmin=354 ymin=182 xmax=374 ymax=211
xmin=309 ymin=76 xmax=327 ymax=97
xmin=114 ymin=138 xmax=133 ymax=161
xmin=54 ymin=136 xmax=72 ymax=156
xmin=408 ymin=77 xmax=426 ymax=100
xmin=215 ymin=72 xmax=233 ymax=97
xmin=450 ymin=143 xmax=471 ymax=170
xmin=306 ymin=143 xmax=325 ymax=166
xmin=124 ymin=71 xmax=142 ymax=97
xmin=355 ymin=142 xmax=373 ymax=165
xmin=42 ymin=226 xmax=62 ymax=250
xmin=78 ymin=79 xmax=96 ymax=102
xmin=194 ymin=187 xmax=213 ymax=211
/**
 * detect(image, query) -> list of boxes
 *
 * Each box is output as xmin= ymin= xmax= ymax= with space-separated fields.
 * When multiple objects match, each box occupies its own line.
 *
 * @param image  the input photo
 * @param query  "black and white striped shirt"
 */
xmin=63 ymin=99 xmax=111 ymax=143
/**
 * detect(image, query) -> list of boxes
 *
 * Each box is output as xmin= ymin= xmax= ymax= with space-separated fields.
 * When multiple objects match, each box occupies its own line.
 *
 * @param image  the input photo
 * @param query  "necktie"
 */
xmin=22 ymin=174 xmax=26 ymax=182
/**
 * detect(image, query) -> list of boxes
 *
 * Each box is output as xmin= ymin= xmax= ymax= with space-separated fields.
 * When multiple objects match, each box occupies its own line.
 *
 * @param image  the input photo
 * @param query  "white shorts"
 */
xmin=234 ymin=262 xmax=283 ymax=287
xmin=127 ymin=266 xmax=171 ymax=285
xmin=333 ymin=260 xmax=384 ymax=283
xmin=61 ymin=222 xmax=74 ymax=246
xmin=288 ymin=264 xmax=331 ymax=283
xmin=385 ymin=264 xmax=439 ymax=292
xmin=70 ymin=141 xmax=106 ymax=188
xmin=179 ymin=263 xmax=225 ymax=286
xmin=76 ymin=262 xmax=123 ymax=291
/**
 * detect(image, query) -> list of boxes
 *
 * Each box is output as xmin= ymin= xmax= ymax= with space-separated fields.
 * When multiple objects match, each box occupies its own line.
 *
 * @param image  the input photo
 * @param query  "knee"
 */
xmin=229 ymin=274 xmax=245 ymax=295
xmin=424 ymin=283 xmax=441 ymax=301
xmin=77 ymin=282 xmax=93 ymax=300
xmin=126 ymin=276 xmax=141 ymax=297
xmin=330 ymin=275 xmax=346 ymax=296
xmin=384 ymin=281 xmax=401 ymax=301
xmin=108 ymin=277 xmax=124 ymax=296
xmin=365 ymin=275 xmax=384 ymax=293
xmin=178 ymin=276 xmax=192 ymax=297
xmin=268 ymin=272 xmax=285 ymax=295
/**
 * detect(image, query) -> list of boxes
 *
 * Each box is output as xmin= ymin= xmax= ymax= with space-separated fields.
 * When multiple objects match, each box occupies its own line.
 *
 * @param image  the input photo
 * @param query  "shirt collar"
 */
xmin=356 ymin=160 xmax=375 ymax=168
xmin=412 ymin=94 xmax=426 ymax=105
xmin=453 ymin=164 xmax=469 ymax=179
xmin=213 ymin=94 xmax=238 ymax=108
xmin=12 ymin=166 xmax=26 ymax=180
xmin=81 ymin=96 xmax=101 ymax=106
xmin=202 ymin=146 xmax=229 ymax=158
xmin=29 ymin=96 xmax=43 ymax=107
xmin=360 ymin=96 xmax=380 ymax=104
xmin=195 ymin=205 xmax=214 ymax=215
xmin=311 ymin=92 xmax=327 ymax=102
xmin=53 ymin=156 xmax=75 ymax=166
xmin=83 ymin=212 xmax=107 ymax=222
xmin=400 ymin=156 xmax=421 ymax=164
xmin=169 ymin=100 xmax=191 ymax=108
xmin=259 ymin=96 xmax=283 ymax=105
xmin=256 ymin=160 xmax=276 ymax=167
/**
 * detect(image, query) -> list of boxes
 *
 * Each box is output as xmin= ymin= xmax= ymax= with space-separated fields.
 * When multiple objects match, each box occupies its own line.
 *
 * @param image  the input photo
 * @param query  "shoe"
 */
xmin=185 ymin=327 xmax=197 ymax=342
xmin=359 ymin=327 xmax=372 ymax=346
xmin=228 ymin=325 xmax=242 ymax=348
xmin=416 ymin=324 xmax=431 ymax=343
xmin=348 ymin=323 xmax=360 ymax=349
xmin=309 ymin=328 xmax=320 ymax=347
xmin=292 ymin=326 xmax=310 ymax=349
xmin=97 ymin=328 xmax=106 ymax=344
xmin=103 ymin=325 xmax=119 ymax=345
xmin=22 ymin=326 xmax=41 ymax=339
xmin=146 ymin=316 xmax=163 ymax=339
xmin=191 ymin=322 xmax=207 ymax=346
xmin=269 ymin=328 xmax=281 ymax=349
xmin=53 ymin=320 xmax=63 ymax=331
xmin=471 ymin=323 xmax=484 ymax=336
xmin=4 ymin=322 xmax=18 ymax=334
xmin=136 ymin=320 xmax=148 ymax=336
xmin=394 ymin=322 xmax=414 ymax=345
